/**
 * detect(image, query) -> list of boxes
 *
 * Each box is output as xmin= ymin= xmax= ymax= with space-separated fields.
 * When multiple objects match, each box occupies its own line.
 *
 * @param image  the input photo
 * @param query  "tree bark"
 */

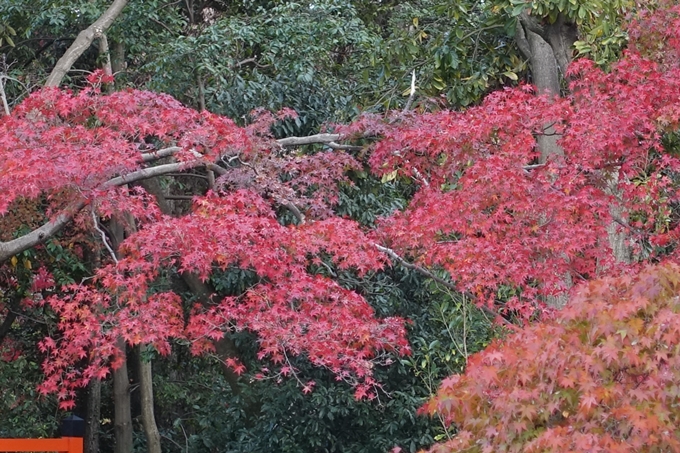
xmin=515 ymin=12 xmax=578 ymax=308
xmin=97 ymin=33 xmax=113 ymax=77
xmin=45 ymin=0 xmax=129 ymax=87
xmin=84 ymin=378 xmax=102 ymax=453
xmin=113 ymin=338 xmax=133 ymax=453
xmin=138 ymin=351 xmax=162 ymax=453
xmin=111 ymin=40 xmax=126 ymax=75
xmin=517 ymin=13 xmax=573 ymax=163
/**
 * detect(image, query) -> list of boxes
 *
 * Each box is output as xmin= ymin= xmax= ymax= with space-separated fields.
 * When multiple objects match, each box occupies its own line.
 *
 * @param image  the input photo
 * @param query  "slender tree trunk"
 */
xmin=111 ymin=40 xmax=126 ymax=75
xmin=0 ymin=75 xmax=10 ymax=116
xmin=97 ymin=34 xmax=113 ymax=77
xmin=107 ymin=220 xmax=133 ymax=453
xmin=113 ymin=338 xmax=133 ymax=453
xmin=138 ymin=351 xmax=162 ymax=453
xmin=84 ymin=378 xmax=102 ymax=453
xmin=45 ymin=0 xmax=129 ymax=87
xmin=197 ymin=74 xmax=206 ymax=112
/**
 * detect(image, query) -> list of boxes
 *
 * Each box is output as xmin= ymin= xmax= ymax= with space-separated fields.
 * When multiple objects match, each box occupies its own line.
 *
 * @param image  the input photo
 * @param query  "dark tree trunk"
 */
xmin=84 ymin=378 xmax=102 ymax=453
xmin=515 ymin=12 xmax=577 ymax=162
xmin=113 ymin=339 xmax=133 ymax=453
xmin=138 ymin=351 xmax=162 ymax=453
xmin=515 ymin=12 xmax=578 ymax=307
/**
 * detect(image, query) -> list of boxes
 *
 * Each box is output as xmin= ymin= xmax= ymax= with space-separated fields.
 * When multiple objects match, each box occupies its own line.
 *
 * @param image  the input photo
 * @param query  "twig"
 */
xmin=412 ymin=167 xmax=430 ymax=186
xmin=0 ymin=75 xmax=9 ymax=115
xmin=611 ymin=215 xmax=644 ymax=234
xmin=374 ymin=244 xmax=453 ymax=289
xmin=374 ymin=243 xmax=517 ymax=329
xmin=91 ymin=209 xmax=118 ymax=264
xmin=403 ymin=69 xmax=416 ymax=113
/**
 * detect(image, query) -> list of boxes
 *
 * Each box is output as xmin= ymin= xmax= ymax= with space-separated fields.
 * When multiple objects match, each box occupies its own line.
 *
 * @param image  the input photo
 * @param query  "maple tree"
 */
xmin=341 ymin=1 xmax=680 ymax=315
xmin=408 ymin=3 xmax=680 ymax=451
xmin=0 ymin=72 xmax=410 ymax=410
xmin=424 ymin=263 xmax=680 ymax=452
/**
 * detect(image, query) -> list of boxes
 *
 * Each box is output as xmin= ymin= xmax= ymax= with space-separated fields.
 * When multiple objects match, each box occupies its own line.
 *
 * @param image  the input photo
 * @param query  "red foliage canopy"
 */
xmin=416 ymin=4 xmax=680 ymax=451
xmin=337 ymin=4 xmax=680 ymax=314
xmin=0 ymin=73 xmax=409 ymax=408
xmin=425 ymin=264 xmax=680 ymax=452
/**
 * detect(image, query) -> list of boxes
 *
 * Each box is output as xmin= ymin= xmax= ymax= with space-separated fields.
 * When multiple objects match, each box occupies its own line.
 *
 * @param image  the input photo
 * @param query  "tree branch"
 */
xmin=374 ymin=244 xmax=517 ymax=328
xmin=45 ymin=0 xmax=129 ymax=87
xmin=276 ymin=133 xmax=342 ymax=147
xmin=0 ymin=160 xmax=212 ymax=263
xmin=0 ymin=128 xmax=364 ymax=264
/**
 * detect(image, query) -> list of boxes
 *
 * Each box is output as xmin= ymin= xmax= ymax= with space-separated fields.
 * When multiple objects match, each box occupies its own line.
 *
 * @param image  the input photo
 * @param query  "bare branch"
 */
xmin=403 ymin=70 xmax=416 ymax=113
xmin=277 ymin=133 xmax=342 ymax=147
xmin=45 ymin=0 xmax=129 ymax=87
xmin=374 ymin=244 xmax=455 ymax=290
xmin=326 ymin=142 xmax=363 ymax=151
xmin=0 ymin=159 xmax=212 ymax=263
xmin=280 ymin=199 xmax=305 ymax=224
xmin=140 ymin=146 xmax=181 ymax=162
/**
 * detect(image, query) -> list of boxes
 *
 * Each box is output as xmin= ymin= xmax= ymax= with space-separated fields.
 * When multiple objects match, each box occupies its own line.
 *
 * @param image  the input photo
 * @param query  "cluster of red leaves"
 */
xmin=339 ymin=5 xmax=680 ymax=313
xmin=0 ymin=73 xmax=248 ymax=217
xmin=628 ymin=0 xmax=680 ymax=72
xmin=39 ymin=190 xmax=409 ymax=407
xmin=216 ymin=151 xmax=361 ymax=219
xmin=39 ymin=284 xmax=184 ymax=406
xmin=0 ymin=71 xmax=409 ymax=407
xmin=423 ymin=263 xmax=680 ymax=452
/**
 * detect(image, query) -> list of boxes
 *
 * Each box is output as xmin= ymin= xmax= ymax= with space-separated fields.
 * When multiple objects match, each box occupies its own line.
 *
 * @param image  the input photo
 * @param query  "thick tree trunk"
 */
xmin=515 ymin=13 xmax=573 ymax=161
xmin=515 ymin=12 xmax=578 ymax=308
xmin=45 ymin=0 xmax=129 ymax=87
xmin=84 ymin=378 xmax=101 ymax=453
xmin=138 ymin=351 xmax=162 ymax=453
xmin=113 ymin=338 xmax=133 ymax=453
